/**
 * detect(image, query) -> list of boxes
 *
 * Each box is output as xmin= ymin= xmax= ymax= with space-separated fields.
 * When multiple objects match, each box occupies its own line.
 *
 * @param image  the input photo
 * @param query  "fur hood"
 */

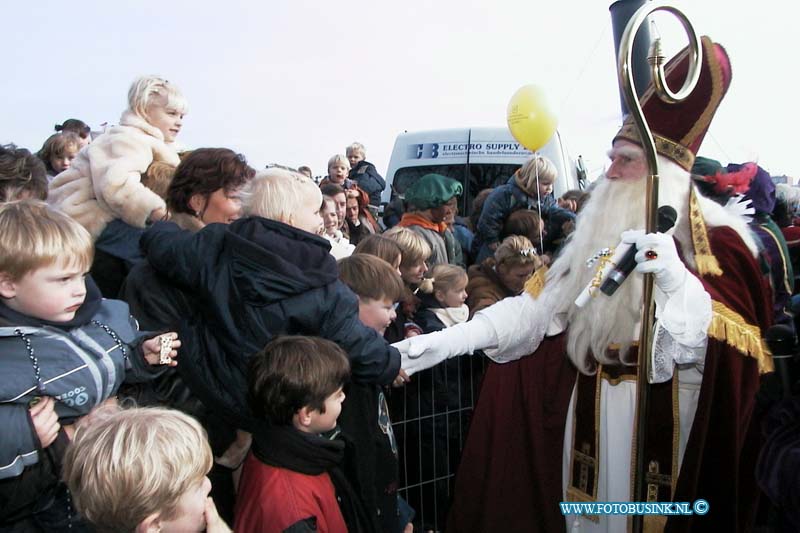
xmin=48 ymin=111 xmax=180 ymax=238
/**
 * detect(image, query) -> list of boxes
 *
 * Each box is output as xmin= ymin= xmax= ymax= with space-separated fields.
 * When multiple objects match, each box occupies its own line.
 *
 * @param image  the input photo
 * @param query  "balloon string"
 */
xmin=534 ymin=152 xmax=543 ymax=252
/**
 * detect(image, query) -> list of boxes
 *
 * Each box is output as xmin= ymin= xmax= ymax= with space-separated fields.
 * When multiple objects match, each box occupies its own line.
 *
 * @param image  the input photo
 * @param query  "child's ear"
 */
xmin=135 ymin=513 xmax=161 ymax=533
xmin=296 ymin=406 xmax=314 ymax=428
xmin=434 ymin=289 xmax=445 ymax=302
xmin=0 ymin=273 xmax=17 ymax=299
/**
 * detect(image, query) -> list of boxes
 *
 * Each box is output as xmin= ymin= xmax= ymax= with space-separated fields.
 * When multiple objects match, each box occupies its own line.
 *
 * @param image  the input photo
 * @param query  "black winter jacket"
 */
xmin=140 ymin=217 xmax=401 ymax=428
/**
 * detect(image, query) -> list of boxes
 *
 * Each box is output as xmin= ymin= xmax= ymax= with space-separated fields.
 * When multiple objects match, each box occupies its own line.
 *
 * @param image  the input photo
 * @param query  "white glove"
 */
xmin=621 ymin=230 xmax=687 ymax=295
xmin=392 ymin=315 xmax=497 ymax=377
xmin=621 ymin=230 xmax=711 ymax=383
xmin=724 ymin=194 xmax=755 ymax=223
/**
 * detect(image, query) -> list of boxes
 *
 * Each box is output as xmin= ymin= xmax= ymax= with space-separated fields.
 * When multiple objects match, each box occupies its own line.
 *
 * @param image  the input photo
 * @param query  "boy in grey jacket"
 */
xmin=0 ymin=201 xmax=180 ymax=531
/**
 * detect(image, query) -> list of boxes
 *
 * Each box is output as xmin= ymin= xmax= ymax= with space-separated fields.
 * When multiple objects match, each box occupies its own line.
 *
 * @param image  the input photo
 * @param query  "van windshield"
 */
xmin=392 ymin=163 xmax=521 ymax=214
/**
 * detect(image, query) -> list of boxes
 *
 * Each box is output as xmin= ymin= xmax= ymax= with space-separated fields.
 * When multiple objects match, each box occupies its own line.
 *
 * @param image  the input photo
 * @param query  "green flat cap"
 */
xmin=691 ymin=156 xmax=725 ymax=178
xmin=405 ymin=174 xmax=463 ymax=210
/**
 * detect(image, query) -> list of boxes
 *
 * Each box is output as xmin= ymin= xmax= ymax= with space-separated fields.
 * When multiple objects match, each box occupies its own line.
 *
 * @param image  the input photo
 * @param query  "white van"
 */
xmin=383 ymin=127 xmax=586 ymax=214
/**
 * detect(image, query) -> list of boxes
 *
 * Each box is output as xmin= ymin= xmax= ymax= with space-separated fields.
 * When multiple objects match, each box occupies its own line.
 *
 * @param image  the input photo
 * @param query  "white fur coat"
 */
xmin=48 ymin=111 xmax=181 ymax=238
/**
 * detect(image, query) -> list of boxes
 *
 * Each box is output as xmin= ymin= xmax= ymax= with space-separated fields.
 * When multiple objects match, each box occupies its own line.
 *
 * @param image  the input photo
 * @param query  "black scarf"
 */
xmin=252 ymin=425 xmax=377 ymax=533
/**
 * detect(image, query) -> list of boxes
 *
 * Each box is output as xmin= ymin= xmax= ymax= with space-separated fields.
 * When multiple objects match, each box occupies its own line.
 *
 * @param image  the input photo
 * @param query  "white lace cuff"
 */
xmin=649 ymin=272 xmax=711 ymax=383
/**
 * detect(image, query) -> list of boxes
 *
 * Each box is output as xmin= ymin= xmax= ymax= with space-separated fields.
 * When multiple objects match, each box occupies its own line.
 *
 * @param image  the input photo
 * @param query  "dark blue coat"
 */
xmin=350 ymin=160 xmax=386 ymax=206
xmin=141 ymin=217 xmax=401 ymax=428
xmin=473 ymin=177 xmax=575 ymax=261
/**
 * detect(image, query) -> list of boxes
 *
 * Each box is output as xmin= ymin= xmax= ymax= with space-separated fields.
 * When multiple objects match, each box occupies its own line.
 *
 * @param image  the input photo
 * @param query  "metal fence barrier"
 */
xmin=388 ymin=353 xmax=488 ymax=531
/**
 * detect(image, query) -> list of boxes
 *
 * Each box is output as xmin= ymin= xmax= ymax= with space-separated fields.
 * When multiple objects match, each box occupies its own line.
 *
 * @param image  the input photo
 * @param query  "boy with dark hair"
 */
xmin=236 ymin=336 xmax=368 ymax=533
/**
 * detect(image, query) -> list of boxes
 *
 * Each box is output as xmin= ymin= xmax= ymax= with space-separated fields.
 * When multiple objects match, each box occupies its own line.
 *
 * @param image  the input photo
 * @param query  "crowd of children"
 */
xmin=0 ymin=74 xmax=587 ymax=533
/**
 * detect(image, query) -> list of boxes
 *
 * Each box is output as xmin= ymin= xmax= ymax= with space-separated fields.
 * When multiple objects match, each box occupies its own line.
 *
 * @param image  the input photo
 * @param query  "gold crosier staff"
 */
xmin=616 ymin=3 xmax=701 ymax=532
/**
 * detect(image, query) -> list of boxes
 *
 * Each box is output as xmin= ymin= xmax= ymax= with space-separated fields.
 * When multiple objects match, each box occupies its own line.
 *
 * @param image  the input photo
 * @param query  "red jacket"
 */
xmin=234 ymin=454 xmax=347 ymax=533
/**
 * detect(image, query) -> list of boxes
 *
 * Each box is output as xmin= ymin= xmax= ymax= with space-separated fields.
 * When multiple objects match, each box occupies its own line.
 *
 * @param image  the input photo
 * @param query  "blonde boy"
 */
xmin=346 ymin=142 xmax=386 ymax=206
xmin=474 ymin=154 xmax=575 ymax=262
xmin=62 ymin=407 xmax=230 ymax=533
xmin=325 ymin=154 xmax=352 ymax=187
xmin=0 ymin=201 xmax=179 ymax=530
xmin=345 ymin=142 xmax=366 ymax=169
xmin=241 ymin=168 xmax=323 ymax=234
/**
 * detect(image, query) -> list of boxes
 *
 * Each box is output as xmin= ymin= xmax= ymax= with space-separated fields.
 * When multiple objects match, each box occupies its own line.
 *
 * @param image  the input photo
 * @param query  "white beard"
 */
xmin=545 ymin=158 xmax=694 ymax=374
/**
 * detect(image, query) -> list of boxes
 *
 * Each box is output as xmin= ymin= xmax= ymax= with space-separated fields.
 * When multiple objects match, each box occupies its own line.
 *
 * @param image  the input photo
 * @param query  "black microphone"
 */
xmin=599 ymin=206 xmax=678 ymax=296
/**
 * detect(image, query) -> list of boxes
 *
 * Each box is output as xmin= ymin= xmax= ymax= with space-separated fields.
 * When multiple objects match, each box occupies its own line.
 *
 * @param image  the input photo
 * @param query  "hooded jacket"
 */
xmin=0 ymin=281 xmax=158 ymax=521
xmin=473 ymin=177 xmax=575 ymax=260
xmin=118 ymin=212 xmax=207 ymax=422
xmin=140 ymin=216 xmax=401 ymax=428
xmin=349 ymin=161 xmax=386 ymax=206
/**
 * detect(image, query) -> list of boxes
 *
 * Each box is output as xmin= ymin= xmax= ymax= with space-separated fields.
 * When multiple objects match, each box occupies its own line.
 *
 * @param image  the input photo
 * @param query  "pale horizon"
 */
xmin=3 ymin=0 xmax=795 ymax=184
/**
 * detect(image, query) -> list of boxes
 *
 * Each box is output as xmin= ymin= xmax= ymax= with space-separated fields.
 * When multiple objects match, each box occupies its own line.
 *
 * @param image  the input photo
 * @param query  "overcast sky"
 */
xmin=3 ymin=0 xmax=796 ymax=182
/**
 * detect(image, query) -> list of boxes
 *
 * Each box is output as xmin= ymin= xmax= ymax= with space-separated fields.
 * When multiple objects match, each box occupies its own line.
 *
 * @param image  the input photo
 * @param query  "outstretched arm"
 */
xmin=394 ymin=287 xmax=560 ymax=376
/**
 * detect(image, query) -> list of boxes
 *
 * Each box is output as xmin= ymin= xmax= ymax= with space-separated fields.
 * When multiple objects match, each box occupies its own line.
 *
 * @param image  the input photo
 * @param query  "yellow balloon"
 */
xmin=506 ymin=85 xmax=558 ymax=152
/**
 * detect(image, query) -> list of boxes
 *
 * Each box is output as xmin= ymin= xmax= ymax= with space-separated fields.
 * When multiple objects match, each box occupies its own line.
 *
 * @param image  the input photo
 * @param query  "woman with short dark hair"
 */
xmin=167 ymin=148 xmax=255 ymax=223
xmin=122 ymin=147 xmax=255 ymax=328
xmin=118 ymin=147 xmax=255 ymax=524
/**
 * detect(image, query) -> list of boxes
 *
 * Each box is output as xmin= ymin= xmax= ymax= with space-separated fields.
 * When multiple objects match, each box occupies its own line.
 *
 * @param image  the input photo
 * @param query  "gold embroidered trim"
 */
xmin=565 ymin=371 xmax=601 ymax=523
xmin=645 ymin=515 xmax=668 ymax=532
xmin=614 ymin=124 xmax=695 ymax=171
xmin=709 ymin=300 xmax=774 ymax=374
xmin=671 ymin=376 xmax=680 ymax=496
xmin=565 ymin=487 xmax=601 ymax=523
xmin=654 ymin=135 xmax=695 ymax=172
xmin=524 ymin=265 xmax=548 ymax=299
xmin=690 ymin=187 xmax=723 ymax=277
xmin=626 ymin=376 xmax=679 ymax=533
